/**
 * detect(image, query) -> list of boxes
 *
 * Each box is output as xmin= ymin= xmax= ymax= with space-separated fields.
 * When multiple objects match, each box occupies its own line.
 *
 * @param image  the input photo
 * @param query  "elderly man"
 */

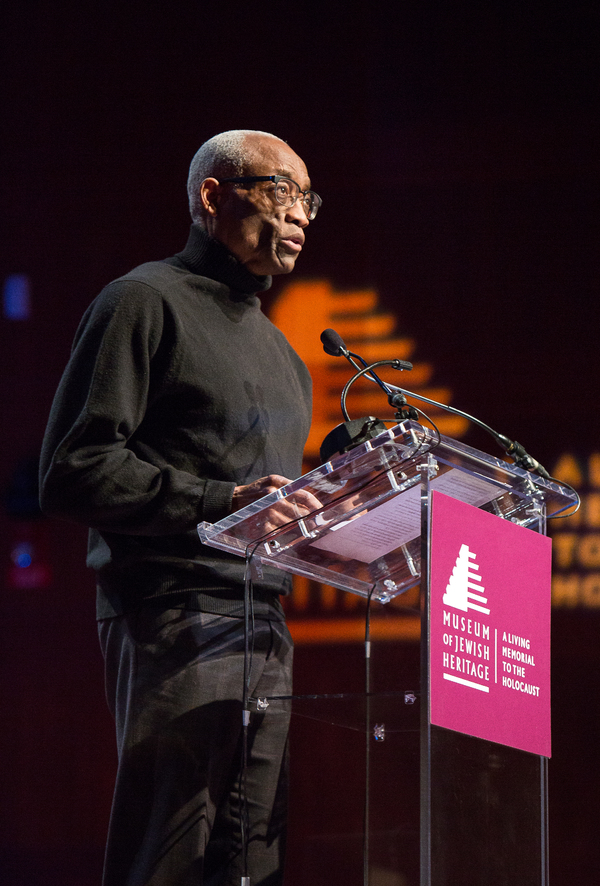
xmin=40 ymin=130 xmax=321 ymax=886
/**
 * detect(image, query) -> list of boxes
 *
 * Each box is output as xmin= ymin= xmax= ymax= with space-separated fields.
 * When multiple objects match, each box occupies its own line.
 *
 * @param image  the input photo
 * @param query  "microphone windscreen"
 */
xmin=320 ymin=328 xmax=348 ymax=357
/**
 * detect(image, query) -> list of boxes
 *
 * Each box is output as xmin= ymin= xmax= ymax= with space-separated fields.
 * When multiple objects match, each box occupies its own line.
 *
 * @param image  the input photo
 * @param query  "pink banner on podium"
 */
xmin=429 ymin=491 xmax=552 ymax=757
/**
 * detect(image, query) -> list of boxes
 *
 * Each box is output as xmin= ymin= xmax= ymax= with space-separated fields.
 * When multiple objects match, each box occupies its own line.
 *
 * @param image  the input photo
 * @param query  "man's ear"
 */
xmin=200 ymin=178 xmax=220 ymax=218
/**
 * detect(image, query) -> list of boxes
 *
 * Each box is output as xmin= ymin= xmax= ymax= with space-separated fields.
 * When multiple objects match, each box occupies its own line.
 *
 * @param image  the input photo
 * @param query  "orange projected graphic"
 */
xmin=269 ymin=279 xmax=469 ymax=643
xmin=550 ymin=452 xmax=600 ymax=609
xmin=270 ymin=280 xmax=468 ymax=458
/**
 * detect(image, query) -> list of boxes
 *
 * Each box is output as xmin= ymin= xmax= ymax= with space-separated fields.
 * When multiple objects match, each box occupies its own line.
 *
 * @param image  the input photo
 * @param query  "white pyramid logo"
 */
xmin=443 ymin=544 xmax=490 ymax=614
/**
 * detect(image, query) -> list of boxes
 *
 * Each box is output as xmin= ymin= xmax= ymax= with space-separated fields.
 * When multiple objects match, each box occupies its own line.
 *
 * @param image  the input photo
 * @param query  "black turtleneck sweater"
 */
xmin=40 ymin=225 xmax=313 ymax=618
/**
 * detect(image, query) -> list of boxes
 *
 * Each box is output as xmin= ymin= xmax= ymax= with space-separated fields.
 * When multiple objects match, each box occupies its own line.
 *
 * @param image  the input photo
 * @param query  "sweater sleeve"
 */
xmin=39 ymin=281 xmax=236 ymax=535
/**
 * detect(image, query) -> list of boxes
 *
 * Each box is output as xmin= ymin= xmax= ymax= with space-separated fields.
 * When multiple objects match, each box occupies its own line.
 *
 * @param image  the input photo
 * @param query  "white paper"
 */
xmin=311 ymin=468 xmax=500 ymax=564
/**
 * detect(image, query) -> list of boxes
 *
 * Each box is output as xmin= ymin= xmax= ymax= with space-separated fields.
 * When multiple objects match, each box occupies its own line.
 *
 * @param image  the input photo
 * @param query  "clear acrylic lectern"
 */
xmin=199 ymin=420 xmax=576 ymax=886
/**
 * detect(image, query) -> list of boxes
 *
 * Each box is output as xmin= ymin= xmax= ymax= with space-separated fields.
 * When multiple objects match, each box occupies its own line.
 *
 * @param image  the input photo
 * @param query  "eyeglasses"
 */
xmin=219 ymin=175 xmax=322 ymax=220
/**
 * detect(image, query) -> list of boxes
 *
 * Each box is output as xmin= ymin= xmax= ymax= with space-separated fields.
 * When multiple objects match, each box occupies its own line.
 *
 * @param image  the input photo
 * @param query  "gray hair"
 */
xmin=187 ymin=129 xmax=284 ymax=224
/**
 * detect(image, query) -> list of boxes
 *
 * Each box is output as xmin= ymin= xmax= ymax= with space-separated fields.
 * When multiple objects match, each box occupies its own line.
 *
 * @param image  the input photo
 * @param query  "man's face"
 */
xmin=206 ymin=137 xmax=313 ymax=276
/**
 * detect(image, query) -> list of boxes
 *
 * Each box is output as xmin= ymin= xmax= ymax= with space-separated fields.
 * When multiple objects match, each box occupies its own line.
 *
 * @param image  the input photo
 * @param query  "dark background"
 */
xmin=1 ymin=2 xmax=599 ymax=883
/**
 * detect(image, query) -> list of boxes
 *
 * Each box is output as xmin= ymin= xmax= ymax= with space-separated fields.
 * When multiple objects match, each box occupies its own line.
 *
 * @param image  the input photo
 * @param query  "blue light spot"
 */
xmin=12 ymin=542 xmax=33 ymax=568
xmin=3 ymin=274 xmax=31 ymax=320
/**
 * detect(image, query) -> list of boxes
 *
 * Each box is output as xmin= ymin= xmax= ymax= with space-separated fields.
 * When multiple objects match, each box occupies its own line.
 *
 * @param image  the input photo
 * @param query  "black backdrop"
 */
xmin=1 ymin=2 xmax=599 ymax=883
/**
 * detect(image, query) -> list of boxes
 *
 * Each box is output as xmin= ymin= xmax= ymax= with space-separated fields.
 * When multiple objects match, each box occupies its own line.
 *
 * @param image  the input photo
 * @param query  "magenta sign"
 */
xmin=429 ymin=491 xmax=552 ymax=757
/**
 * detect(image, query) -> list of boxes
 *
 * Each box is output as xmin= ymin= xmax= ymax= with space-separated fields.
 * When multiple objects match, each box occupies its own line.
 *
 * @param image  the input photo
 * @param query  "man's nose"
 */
xmin=286 ymin=199 xmax=310 ymax=227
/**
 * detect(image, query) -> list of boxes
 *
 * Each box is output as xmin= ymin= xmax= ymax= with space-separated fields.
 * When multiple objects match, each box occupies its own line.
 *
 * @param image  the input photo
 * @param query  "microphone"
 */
xmin=320 ymin=328 xmax=348 ymax=357
xmin=318 ymin=328 xmax=415 ymax=460
xmin=319 ymin=329 xmax=551 ymax=481
xmin=320 ymin=328 xmax=413 ymax=377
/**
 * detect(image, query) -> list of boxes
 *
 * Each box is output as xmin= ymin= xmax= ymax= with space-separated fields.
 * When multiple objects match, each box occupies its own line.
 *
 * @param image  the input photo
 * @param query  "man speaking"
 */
xmin=40 ymin=130 xmax=321 ymax=886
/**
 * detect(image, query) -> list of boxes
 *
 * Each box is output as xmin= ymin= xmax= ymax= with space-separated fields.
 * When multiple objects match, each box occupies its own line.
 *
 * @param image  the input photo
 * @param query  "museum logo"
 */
xmin=443 ymin=543 xmax=490 ymax=615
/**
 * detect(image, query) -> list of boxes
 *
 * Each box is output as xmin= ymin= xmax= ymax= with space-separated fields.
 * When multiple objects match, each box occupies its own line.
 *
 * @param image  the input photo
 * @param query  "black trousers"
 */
xmin=98 ymin=605 xmax=293 ymax=886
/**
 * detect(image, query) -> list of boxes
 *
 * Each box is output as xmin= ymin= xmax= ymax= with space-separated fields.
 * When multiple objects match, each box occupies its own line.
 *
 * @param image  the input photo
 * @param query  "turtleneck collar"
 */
xmin=175 ymin=224 xmax=272 ymax=295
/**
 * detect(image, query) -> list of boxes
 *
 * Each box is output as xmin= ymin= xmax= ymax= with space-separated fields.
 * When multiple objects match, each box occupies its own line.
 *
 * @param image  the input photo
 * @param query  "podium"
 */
xmin=199 ymin=421 xmax=576 ymax=886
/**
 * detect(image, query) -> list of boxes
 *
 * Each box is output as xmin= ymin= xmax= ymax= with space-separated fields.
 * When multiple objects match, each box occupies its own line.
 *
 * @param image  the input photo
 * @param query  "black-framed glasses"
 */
xmin=219 ymin=175 xmax=322 ymax=220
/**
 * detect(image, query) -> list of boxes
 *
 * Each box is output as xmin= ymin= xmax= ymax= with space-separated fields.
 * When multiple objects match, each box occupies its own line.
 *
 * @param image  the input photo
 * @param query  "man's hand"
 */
xmin=231 ymin=474 xmax=292 ymax=511
xmin=231 ymin=474 xmax=321 ymax=531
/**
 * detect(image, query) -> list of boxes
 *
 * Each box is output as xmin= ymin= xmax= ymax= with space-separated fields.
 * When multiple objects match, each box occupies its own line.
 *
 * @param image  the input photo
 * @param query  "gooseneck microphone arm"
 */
xmin=320 ymin=327 xmax=551 ymax=480
xmin=320 ymin=328 xmax=412 ymax=396
xmin=340 ymin=360 xmax=414 ymax=421
xmin=383 ymin=381 xmax=550 ymax=478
